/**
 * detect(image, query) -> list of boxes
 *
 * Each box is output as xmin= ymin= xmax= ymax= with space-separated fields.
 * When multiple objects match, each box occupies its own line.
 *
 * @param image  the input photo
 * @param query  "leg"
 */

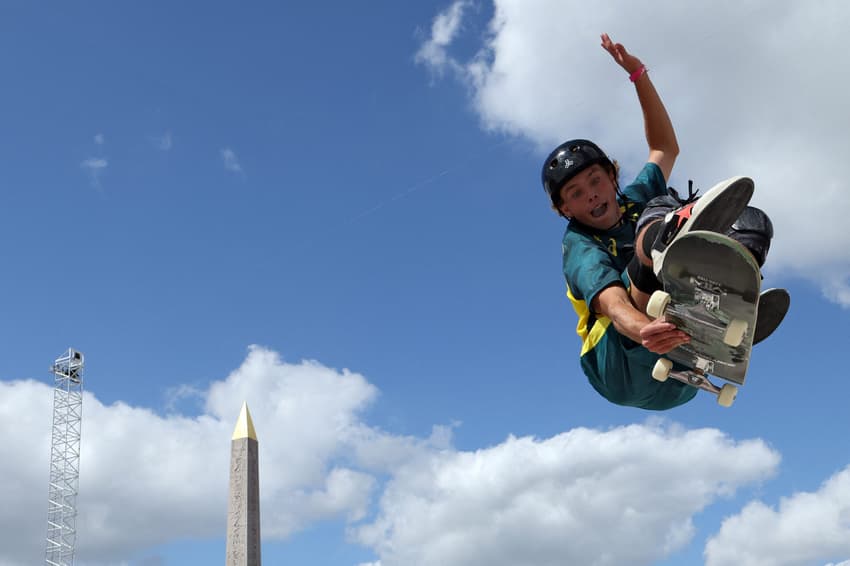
xmin=629 ymin=279 xmax=652 ymax=315
xmin=725 ymin=206 xmax=783 ymax=343
xmin=641 ymin=178 xmax=754 ymax=274
xmin=627 ymin=220 xmax=664 ymax=314
xmin=725 ymin=205 xmax=773 ymax=267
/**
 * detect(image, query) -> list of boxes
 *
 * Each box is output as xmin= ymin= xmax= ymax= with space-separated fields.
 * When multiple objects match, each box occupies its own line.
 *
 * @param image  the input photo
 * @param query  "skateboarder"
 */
xmin=540 ymin=34 xmax=775 ymax=410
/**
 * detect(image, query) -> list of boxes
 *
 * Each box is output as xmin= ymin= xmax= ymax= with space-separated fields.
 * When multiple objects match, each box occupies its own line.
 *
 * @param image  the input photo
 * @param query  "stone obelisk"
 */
xmin=225 ymin=402 xmax=261 ymax=566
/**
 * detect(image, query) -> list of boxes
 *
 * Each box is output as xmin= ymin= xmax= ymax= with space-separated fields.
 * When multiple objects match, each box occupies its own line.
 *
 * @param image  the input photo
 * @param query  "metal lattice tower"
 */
xmin=45 ymin=348 xmax=84 ymax=566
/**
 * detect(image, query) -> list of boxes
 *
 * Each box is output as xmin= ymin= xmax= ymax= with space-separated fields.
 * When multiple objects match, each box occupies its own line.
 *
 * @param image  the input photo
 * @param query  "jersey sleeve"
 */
xmin=621 ymin=162 xmax=668 ymax=205
xmin=562 ymin=233 xmax=624 ymax=311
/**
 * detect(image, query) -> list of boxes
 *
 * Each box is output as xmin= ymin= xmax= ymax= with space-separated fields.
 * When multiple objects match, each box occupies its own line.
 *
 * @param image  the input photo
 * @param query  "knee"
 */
xmin=637 ymin=220 xmax=662 ymax=261
xmin=627 ymin=254 xmax=662 ymax=295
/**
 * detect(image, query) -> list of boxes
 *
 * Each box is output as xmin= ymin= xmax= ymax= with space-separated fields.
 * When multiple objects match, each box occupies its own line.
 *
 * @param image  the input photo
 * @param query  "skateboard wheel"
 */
xmin=652 ymin=358 xmax=673 ymax=382
xmin=647 ymin=291 xmax=671 ymax=319
xmin=723 ymin=318 xmax=748 ymax=347
xmin=717 ymin=384 xmax=738 ymax=407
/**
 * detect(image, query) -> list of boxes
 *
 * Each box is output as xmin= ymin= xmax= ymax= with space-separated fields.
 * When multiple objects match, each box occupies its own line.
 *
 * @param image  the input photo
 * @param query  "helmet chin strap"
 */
xmin=604 ymin=213 xmax=625 ymax=231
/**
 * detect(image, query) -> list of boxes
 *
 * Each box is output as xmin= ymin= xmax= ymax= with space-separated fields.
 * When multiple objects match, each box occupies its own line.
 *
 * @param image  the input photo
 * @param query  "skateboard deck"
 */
xmin=647 ymin=230 xmax=761 ymax=406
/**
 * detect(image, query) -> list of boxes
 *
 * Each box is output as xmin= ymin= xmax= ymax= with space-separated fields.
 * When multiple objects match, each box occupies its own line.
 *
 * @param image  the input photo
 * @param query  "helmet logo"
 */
xmin=562 ymin=158 xmax=574 ymax=169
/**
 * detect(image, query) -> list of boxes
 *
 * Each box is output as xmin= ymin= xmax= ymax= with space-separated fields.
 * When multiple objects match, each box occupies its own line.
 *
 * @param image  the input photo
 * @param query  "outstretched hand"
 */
xmin=640 ymin=316 xmax=689 ymax=355
xmin=600 ymin=33 xmax=643 ymax=76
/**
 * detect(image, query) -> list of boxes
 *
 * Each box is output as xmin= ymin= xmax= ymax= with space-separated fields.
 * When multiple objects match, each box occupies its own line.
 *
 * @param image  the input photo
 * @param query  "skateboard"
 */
xmin=646 ymin=230 xmax=761 ymax=407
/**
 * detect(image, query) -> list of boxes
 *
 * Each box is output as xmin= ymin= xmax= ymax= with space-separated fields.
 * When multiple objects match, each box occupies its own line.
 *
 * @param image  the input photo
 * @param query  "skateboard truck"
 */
xmin=652 ymin=358 xmax=739 ymax=408
xmin=693 ymin=356 xmax=714 ymax=374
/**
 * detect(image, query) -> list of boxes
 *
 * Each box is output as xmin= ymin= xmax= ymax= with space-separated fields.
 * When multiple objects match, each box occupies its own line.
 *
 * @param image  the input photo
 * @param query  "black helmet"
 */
xmin=541 ymin=139 xmax=613 ymax=207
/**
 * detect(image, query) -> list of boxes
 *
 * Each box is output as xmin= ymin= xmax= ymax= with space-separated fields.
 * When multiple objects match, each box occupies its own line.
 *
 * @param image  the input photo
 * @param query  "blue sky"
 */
xmin=1 ymin=2 xmax=849 ymax=565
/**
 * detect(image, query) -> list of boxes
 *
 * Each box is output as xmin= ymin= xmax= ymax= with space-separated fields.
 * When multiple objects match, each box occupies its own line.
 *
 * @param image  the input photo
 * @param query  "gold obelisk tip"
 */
xmin=232 ymin=402 xmax=258 ymax=441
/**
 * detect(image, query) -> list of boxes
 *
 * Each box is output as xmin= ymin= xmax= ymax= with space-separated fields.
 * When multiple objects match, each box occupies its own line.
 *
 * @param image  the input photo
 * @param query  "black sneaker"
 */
xmin=754 ymin=288 xmax=790 ymax=345
xmin=651 ymin=176 xmax=755 ymax=275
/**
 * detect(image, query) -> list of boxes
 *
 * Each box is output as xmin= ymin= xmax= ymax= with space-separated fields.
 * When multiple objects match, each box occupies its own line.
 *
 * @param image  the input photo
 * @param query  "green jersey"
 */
xmin=562 ymin=162 xmax=665 ymax=353
xmin=561 ymin=162 xmax=697 ymax=410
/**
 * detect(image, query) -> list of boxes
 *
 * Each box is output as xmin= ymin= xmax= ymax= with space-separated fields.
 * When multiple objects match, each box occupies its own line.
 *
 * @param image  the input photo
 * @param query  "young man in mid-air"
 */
xmin=540 ymin=33 xmax=776 ymax=410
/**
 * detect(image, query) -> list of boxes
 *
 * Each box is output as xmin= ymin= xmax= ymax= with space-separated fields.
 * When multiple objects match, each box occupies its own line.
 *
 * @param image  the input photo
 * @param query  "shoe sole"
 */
xmin=652 ymin=176 xmax=755 ymax=274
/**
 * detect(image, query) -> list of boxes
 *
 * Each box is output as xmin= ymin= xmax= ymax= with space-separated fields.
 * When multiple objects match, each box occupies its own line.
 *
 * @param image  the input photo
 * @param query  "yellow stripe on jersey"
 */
xmin=567 ymin=284 xmax=612 ymax=356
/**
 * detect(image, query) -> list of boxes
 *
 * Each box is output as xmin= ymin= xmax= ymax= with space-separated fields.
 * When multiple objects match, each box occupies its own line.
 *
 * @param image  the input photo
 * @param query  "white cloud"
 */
xmin=705 ymin=467 xmax=850 ymax=566
xmin=415 ymin=0 xmax=471 ymax=75
xmin=221 ymin=147 xmax=243 ymax=173
xmin=0 ymin=347 xmax=785 ymax=566
xmin=418 ymin=0 xmax=850 ymax=306
xmin=353 ymin=423 xmax=779 ymax=566
xmin=156 ymin=131 xmax=172 ymax=151
xmin=80 ymin=157 xmax=108 ymax=188
xmin=81 ymin=158 xmax=108 ymax=170
xmin=0 ymin=347 xmax=391 ymax=564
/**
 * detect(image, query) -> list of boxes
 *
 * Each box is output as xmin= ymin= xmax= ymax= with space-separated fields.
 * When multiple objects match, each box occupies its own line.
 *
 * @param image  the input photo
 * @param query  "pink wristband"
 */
xmin=629 ymin=65 xmax=647 ymax=82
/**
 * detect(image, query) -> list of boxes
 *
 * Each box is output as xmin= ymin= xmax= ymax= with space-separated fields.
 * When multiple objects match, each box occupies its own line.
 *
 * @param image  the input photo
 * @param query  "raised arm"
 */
xmin=600 ymin=33 xmax=679 ymax=182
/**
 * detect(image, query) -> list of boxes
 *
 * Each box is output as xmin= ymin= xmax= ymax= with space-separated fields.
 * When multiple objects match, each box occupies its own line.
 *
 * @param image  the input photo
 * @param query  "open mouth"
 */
xmin=590 ymin=203 xmax=608 ymax=218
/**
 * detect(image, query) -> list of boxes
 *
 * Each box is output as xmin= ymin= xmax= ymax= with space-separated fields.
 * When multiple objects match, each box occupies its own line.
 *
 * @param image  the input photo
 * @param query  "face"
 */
xmin=557 ymin=165 xmax=622 ymax=229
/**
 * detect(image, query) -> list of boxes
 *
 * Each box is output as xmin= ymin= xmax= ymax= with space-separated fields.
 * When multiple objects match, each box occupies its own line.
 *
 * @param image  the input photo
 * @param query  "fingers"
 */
xmin=600 ymin=33 xmax=628 ymax=66
xmin=643 ymin=333 xmax=689 ymax=354
xmin=600 ymin=33 xmax=622 ymax=49
xmin=641 ymin=319 xmax=677 ymax=336
xmin=640 ymin=320 xmax=689 ymax=354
